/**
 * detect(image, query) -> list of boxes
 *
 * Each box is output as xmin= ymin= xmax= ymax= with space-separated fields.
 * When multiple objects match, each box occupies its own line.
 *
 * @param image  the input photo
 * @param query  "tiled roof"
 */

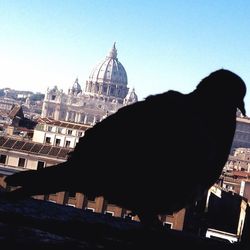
xmin=8 ymin=104 xmax=22 ymax=119
xmin=0 ymin=104 xmax=23 ymax=119
xmin=0 ymin=136 xmax=72 ymax=159
xmin=232 ymin=171 xmax=250 ymax=178
xmin=36 ymin=117 xmax=91 ymax=131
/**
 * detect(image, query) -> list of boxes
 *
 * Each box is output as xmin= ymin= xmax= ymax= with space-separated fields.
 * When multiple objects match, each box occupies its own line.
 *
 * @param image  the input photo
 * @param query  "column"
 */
xmin=92 ymin=116 xmax=96 ymax=125
xmin=78 ymin=113 xmax=82 ymax=123
xmin=65 ymin=111 xmax=69 ymax=121
xmin=84 ymin=114 xmax=88 ymax=124
xmin=74 ymin=113 xmax=78 ymax=123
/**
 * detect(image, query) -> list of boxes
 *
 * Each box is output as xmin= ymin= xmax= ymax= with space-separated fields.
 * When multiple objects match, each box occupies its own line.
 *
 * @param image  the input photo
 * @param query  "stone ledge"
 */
xmin=0 ymin=193 xmax=247 ymax=250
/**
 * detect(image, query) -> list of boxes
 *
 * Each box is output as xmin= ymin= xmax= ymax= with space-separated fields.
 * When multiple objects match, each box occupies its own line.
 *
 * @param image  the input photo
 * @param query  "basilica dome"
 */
xmin=85 ymin=43 xmax=129 ymax=100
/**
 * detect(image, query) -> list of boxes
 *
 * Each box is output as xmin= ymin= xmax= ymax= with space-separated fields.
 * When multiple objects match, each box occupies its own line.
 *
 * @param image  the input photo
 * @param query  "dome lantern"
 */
xmin=108 ymin=42 xmax=118 ymax=59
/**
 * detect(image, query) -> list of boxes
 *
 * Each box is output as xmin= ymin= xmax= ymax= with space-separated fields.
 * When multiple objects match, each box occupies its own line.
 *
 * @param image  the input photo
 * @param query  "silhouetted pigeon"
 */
xmin=5 ymin=69 xmax=246 ymax=226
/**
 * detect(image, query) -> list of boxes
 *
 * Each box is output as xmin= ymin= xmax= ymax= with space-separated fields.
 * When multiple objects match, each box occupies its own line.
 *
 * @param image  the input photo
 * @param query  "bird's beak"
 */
xmin=238 ymin=100 xmax=246 ymax=117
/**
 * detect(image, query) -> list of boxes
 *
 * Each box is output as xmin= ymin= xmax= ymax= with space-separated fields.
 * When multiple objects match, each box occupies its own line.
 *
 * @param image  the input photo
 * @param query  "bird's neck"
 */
xmin=189 ymin=91 xmax=237 ymax=119
xmin=189 ymin=90 xmax=237 ymax=146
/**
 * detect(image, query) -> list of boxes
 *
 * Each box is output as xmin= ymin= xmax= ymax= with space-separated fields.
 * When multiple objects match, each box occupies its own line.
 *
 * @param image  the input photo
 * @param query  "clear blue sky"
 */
xmin=1 ymin=0 xmax=250 ymax=112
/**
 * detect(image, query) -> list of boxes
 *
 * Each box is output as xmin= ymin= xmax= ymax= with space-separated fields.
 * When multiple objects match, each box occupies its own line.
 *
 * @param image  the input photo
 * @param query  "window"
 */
xmin=85 ymin=207 xmax=95 ymax=212
xmin=47 ymin=126 xmax=52 ymax=132
xmin=18 ymin=158 xmax=25 ymax=167
xmin=110 ymin=87 xmax=115 ymax=95
xmin=103 ymin=86 xmax=107 ymax=93
xmin=78 ymin=131 xmax=82 ymax=137
xmin=95 ymin=84 xmax=99 ymax=92
xmin=67 ymin=130 xmax=72 ymax=135
xmin=87 ymin=195 xmax=95 ymax=201
xmin=68 ymin=191 xmax=76 ymax=198
xmin=104 ymin=211 xmax=114 ymax=217
xmin=55 ymin=138 xmax=61 ymax=146
xmin=37 ymin=161 xmax=45 ymax=170
xmin=0 ymin=154 xmax=7 ymax=164
xmin=65 ymin=140 xmax=71 ymax=147
xmin=51 ymin=95 xmax=56 ymax=100
xmin=163 ymin=222 xmax=173 ymax=229
xmin=124 ymin=214 xmax=133 ymax=221
xmin=45 ymin=137 xmax=51 ymax=144
xmin=57 ymin=127 xmax=62 ymax=133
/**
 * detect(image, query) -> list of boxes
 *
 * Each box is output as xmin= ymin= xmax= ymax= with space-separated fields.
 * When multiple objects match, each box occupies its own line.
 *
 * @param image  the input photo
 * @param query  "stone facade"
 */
xmin=231 ymin=117 xmax=250 ymax=152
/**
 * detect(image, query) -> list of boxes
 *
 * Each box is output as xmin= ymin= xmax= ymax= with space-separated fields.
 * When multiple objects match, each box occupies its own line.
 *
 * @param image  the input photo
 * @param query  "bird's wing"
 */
xmin=71 ymin=90 xmax=217 ymax=208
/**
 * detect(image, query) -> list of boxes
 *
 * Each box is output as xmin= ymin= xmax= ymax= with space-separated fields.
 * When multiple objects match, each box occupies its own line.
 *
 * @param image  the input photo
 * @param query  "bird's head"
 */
xmin=196 ymin=69 xmax=247 ymax=116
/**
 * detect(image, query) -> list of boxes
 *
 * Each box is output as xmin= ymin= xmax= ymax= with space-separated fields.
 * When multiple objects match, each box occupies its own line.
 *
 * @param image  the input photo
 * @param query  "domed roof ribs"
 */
xmin=96 ymin=60 xmax=108 ymax=81
xmin=103 ymin=58 xmax=112 ymax=83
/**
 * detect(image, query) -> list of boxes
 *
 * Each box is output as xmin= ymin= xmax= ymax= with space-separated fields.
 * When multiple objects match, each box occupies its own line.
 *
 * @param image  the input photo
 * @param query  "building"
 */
xmin=231 ymin=116 xmax=250 ymax=152
xmin=32 ymin=117 xmax=91 ymax=148
xmin=221 ymin=147 xmax=250 ymax=196
xmin=183 ymin=185 xmax=248 ymax=243
xmin=0 ymin=88 xmax=33 ymax=100
xmin=0 ymin=136 xmax=71 ymax=171
xmin=225 ymin=147 xmax=250 ymax=172
xmin=206 ymin=186 xmax=247 ymax=242
xmin=41 ymin=43 xmax=138 ymax=125
xmin=0 ymin=102 xmax=24 ymax=128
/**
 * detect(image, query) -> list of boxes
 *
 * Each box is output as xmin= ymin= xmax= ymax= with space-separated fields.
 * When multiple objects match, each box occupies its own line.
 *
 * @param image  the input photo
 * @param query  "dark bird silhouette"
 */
xmin=4 ymin=69 xmax=246 ymax=226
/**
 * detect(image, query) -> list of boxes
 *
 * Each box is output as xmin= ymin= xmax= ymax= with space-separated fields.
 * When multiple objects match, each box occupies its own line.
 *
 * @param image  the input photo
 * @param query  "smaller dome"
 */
xmin=71 ymin=78 xmax=82 ymax=94
xmin=124 ymin=88 xmax=138 ymax=105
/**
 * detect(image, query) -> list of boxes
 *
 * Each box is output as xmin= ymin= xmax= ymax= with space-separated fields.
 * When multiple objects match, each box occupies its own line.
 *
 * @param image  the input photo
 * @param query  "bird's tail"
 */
xmin=4 ymin=163 xmax=69 ymax=199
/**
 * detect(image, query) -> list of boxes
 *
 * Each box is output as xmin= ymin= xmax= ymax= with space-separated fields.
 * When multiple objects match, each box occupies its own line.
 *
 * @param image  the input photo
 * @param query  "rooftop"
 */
xmin=36 ymin=117 xmax=91 ymax=130
xmin=0 ymin=136 xmax=72 ymax=159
